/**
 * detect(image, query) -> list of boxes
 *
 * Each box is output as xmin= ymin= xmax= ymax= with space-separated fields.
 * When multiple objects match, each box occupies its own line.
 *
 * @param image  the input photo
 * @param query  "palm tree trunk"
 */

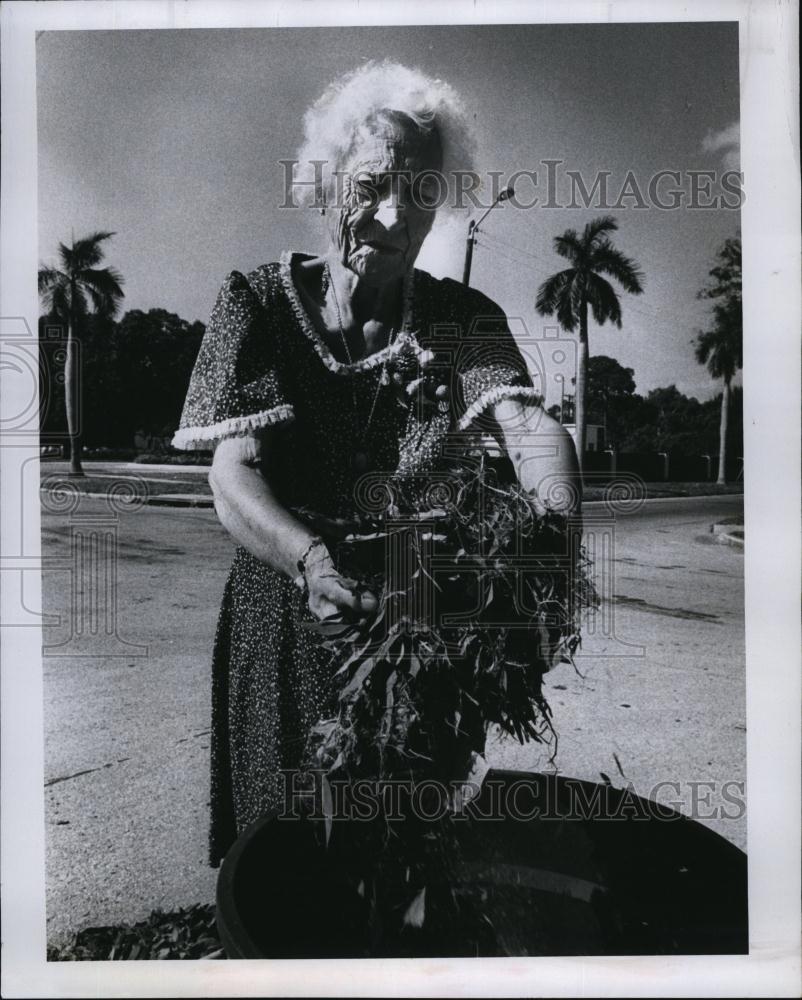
xmin=574 ymin=301 xmax=589 ymax=476
xmin=64 ymin=308 xmax=84 ymax=477
xmin=717 ymin=378 xmax=730 ymax=485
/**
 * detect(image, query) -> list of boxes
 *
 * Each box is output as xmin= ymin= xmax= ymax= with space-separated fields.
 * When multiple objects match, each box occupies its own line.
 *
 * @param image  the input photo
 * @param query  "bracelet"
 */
xmin=293 ymin=536 xmax=326 ymax=598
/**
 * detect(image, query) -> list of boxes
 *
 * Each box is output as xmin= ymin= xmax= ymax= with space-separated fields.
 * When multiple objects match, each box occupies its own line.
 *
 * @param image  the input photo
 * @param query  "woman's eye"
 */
xmin=412 ymin=178 xmax=441 ymax=209
xmin=354 ymin=182 xmax=376 ymax=205
xmin=355 ymin=176 xmax=389 ymax=206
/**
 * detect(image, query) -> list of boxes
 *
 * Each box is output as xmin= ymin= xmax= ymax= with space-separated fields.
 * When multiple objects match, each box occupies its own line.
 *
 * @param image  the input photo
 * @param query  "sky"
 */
xmin=37 ymin=22 xmax=741 ymax=407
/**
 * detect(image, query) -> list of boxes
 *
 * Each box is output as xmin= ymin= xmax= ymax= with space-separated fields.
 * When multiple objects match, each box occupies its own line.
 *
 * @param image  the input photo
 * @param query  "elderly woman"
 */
xmin=173 ymin=61 xmax=579 ymax=867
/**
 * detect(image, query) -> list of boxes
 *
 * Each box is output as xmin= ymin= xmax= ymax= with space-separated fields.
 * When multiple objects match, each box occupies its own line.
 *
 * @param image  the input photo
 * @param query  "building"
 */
xmin=563 ymin=423 xmax=606 ymax=452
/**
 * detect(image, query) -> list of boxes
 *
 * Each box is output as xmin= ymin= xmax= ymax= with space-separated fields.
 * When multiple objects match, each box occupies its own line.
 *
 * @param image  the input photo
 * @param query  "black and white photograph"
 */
xmin=1 ymin=1 xmax=800 ymax=996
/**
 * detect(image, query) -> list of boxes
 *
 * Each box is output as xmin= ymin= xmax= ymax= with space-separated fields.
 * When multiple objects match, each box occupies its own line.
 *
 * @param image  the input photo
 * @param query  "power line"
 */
xmin=474 ymin=238 xmax=662 ymax=324
xmin=473 ymin=238 xmax=532 ymax=269
xmin=476 ymin=227 xmax=720 ymax=332
xmin=477 ymin=231 xmax=549 ymax=263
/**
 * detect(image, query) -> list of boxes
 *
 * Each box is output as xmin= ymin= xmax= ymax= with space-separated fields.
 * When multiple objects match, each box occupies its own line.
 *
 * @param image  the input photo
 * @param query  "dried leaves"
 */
xmin=47 ymin=904 xmax=223 ymax=961
xmin=301 ymin=455 xmax=598 ymax=788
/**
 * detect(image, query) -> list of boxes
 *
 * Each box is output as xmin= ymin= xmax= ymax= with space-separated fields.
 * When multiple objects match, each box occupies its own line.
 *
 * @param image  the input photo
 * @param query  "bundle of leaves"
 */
xmin=47 ymin=904 xmax=224 ymax=961
xmin=300 ymin=454 xmax=594 ymax=787
xmin=291 ymin=455 xmax=597 ymax=952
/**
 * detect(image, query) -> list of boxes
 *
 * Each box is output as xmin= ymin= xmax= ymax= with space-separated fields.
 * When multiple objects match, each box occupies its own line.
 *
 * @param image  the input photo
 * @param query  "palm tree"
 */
xmin=535 ymin=216 xmax=644 ymax=470
xmin=38 ymin=231 xmax=124 ymax=476
xmin=695 ymin=237 xmax=742 ymax=484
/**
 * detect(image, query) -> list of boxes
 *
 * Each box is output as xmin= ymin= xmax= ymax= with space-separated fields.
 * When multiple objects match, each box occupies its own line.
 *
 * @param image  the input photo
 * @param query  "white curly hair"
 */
xmin=293 ymin=60 xmax=477 ymax=212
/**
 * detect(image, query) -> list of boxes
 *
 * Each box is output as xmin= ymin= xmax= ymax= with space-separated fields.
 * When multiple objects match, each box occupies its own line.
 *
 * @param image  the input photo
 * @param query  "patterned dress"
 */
xmin=173 ymin=250 xmax=542 ymax=866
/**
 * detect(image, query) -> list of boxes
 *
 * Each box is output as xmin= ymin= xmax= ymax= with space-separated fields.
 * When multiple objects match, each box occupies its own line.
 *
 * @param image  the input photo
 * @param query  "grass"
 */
xmin=41 ymin=448 xmax=212 ymax=465
xmin=40 ymin=474 xmax=211 ymax=499
xmin=40 ymin=472 xmax=743 ymax=506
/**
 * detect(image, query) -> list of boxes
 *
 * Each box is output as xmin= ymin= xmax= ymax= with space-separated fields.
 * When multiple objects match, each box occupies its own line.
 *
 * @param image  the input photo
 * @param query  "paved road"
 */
xmin=41 ymin=493 xmax=745 ymax=943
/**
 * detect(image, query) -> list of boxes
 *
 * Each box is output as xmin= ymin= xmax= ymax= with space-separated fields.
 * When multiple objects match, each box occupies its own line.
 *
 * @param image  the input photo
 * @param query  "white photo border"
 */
xmin=1 ymin=0 xmax=799 ymax=996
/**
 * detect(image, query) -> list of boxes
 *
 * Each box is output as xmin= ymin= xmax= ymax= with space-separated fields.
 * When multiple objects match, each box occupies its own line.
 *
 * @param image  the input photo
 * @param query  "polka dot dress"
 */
xmin=174 ymin=250 xmax=542 ymax=866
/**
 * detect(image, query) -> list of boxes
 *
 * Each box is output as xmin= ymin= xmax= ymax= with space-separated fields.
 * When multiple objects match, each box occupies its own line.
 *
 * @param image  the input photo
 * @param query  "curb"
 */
xmin=40 ymin=487 xmax=214 ymax=509
xmin=149 ymin=494 xmax=214 ymax=508
xmin=41 ymin=488 xmax=743 ymax=516
xmin=711 ymin=520 xmax=744 ymax=549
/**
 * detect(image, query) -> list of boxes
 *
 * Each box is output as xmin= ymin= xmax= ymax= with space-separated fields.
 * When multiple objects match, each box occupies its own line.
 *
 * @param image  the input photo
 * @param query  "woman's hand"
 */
xmin=388 ymin=344 xmax=450 ymax=413
xmin=302 ymin=543 xmax=378 ymax=621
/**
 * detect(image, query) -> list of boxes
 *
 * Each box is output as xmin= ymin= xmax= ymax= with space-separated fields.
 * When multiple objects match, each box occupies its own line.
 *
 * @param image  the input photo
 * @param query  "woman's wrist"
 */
xmin=293 ymin=535 xmax=333 ymax=594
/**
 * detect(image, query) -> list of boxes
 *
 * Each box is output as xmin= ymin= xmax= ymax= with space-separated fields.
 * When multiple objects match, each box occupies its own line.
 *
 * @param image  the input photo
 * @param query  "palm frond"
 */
xmin=40 ymin=280 xmax=70 ymax=320
xmin=82 ymin=267 xmax=125 ymax=317
xmin=535 ymin=269 xmax=577 ymax=330
xmin=587 ymin=274 xmax=623 ymax=328
xmin=57 ymin=242 xmax=73 ymax=271
xmin=38 ymin=266 xmax=66 ymax=296
xmin=57 ymin=231 xmax=116 ymax=273
xmin=712 ymin=301 xmax=743 ymax=370
xmin=590 ymin=241 xmax=645 ymax=294
xmin=694 ymin=325 xmax=739 ymax=381
xmin=694 ymin=328 xmax=713 ymax=366
xmin=69 ymin=231 xmax=117 ymax=270
xmin=553 ymin=230 xmax=582 ymax=262
xmin=582 ymin=215 xmax=619 ymax=247
xmin=699 ymin=237 xmax=741 ymax=301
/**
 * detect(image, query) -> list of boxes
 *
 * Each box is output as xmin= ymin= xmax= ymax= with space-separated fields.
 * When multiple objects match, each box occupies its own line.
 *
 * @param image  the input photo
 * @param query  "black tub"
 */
xmin=216 ymin=770 xmax=748 ymax=958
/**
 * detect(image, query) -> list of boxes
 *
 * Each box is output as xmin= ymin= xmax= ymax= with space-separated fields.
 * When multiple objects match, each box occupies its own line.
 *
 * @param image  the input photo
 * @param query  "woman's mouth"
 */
xmin=360 ymin=240 xmax=403 ymax=254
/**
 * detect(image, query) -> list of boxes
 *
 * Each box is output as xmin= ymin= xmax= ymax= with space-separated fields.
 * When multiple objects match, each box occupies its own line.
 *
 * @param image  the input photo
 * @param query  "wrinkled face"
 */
xmin=326 ymin=110 xmax=443 ymax=285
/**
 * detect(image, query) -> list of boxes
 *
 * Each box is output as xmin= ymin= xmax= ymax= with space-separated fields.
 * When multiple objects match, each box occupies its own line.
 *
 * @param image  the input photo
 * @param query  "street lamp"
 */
xmin=555 ymin=373 xmax=566 ymax=425
xmin=462 ymin=185 xmax=515 ymax=286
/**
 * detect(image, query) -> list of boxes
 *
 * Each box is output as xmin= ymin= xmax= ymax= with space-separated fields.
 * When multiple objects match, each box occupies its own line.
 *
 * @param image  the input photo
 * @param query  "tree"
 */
xmin=535 ymin=216 xmax=644 ymax=471
xmin=694 ymin=237 xmax=742 ymax=484
xmin=112 ymin=309 xmax=205 ymax=445
xmin=38 ymin=231 xmax=124 ymax=475
xmin=647 ymin=385 xmax=709 ymax=456
xmin=585 ymin=354 xmax=636 ymax=448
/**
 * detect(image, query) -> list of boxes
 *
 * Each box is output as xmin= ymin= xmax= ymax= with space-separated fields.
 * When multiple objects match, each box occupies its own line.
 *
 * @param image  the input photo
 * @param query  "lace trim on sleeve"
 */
xmin=171 ymin=404 xmax=295 ymax=451
xmin=456 ymin=385 xmax=543 ymax=432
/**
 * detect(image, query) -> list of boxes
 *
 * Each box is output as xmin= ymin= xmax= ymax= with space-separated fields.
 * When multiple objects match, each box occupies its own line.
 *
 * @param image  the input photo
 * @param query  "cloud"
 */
xmin=701 ymin=121 xmax=740 ymax=172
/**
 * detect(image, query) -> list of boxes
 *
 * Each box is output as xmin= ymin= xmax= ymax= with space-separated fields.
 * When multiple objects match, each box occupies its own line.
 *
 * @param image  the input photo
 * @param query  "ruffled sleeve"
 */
xmin=172 ymin=270 xmax=294 ymax=451
xmin=452 ymin=288 xmax=542 ymax=432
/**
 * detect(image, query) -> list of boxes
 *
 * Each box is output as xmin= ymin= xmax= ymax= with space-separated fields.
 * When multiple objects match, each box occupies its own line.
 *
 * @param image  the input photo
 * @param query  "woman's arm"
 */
xmin=209 ymin=432 xmax=377 ymax=619
xmin=485 ymin=398 xmax=582 ymax=518
xmin=487 ymin=398 xmax=584 ymax=645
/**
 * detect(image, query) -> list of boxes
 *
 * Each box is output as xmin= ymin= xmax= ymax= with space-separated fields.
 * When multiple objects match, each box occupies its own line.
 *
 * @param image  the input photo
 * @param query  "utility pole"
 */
xmin=461 ymin=185 xmax=515 ymax=286
xmin=462 ymin=220 xmax=476 ymax=286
